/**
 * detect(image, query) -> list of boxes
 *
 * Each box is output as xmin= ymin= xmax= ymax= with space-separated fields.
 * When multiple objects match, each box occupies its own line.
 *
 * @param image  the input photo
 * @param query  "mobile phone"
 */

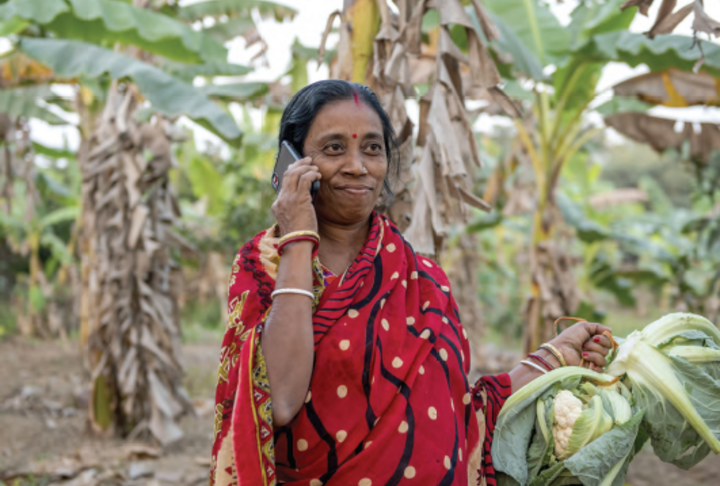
xmin=272 ymin=140 xmax=320 ymax=202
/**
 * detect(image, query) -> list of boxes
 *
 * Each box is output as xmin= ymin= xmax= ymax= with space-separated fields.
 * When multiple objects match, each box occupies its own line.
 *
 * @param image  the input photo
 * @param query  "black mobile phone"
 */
xmin=272 ymin=140 xmax=319 ymax=201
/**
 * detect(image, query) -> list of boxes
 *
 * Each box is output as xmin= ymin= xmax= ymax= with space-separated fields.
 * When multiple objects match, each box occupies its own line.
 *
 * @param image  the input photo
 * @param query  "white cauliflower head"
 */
xmin=552 ymin=390 xmax=583 ymax=457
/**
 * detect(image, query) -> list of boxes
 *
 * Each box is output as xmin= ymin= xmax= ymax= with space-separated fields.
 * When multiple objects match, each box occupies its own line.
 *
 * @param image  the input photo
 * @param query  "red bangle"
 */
xmin=278 ymin=235 xmax=319 ymax=256
xmin=528 ymin=353 xmax=555 ymax=372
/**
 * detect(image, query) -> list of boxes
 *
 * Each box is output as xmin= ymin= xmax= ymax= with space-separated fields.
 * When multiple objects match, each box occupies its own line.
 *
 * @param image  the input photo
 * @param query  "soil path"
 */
xmin=1 ymin=337 xmax=718 ymax=485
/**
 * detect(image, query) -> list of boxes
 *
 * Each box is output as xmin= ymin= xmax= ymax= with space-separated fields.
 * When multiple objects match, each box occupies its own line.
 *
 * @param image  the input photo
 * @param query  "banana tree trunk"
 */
xmin=80 ymin=82 xmax=192 ymax=443
xmin=333 ymin=0 xmax=380 ymax=82
xmin=518 ymin=113 xmax=582 ymax=354
xmin=442 ymin=233 xmax=485 ymax=341
xmin=77 ymin=88 xmax=98 ymax=355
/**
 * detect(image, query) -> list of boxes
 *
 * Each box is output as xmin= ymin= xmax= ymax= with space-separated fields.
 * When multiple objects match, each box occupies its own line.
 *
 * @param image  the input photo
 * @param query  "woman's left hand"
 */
xmin=549 ymin=321 xmax=614 ymax=371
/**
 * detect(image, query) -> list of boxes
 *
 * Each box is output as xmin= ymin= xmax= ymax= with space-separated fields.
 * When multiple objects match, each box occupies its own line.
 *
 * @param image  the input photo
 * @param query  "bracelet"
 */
xmin=539 ymin=343 xmax=567 ymax=367
xmin=528 ymin=353 xmax=555 ymax=371
xmin=278 ymin=235 xmax=319 ymax=255
xmin=278 ymin=231 xmax=320 ymax=256
xmin=520 ymin=359 xmax=547 ymax=374
xmin=278 ymin=230 xmax=320 ymax=246
xmin=270 ymin=288 xmax=315 ymax=300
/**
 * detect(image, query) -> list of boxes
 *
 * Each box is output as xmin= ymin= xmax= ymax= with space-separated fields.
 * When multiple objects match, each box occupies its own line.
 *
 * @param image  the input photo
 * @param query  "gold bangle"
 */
xmin=278 ymin=230 xmax=320 ymax=247
xmin=539 ymin=343 xmax=567 ymax=368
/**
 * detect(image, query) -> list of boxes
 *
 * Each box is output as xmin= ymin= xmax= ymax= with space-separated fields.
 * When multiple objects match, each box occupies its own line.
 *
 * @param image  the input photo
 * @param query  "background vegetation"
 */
xmin=0 ymin=0 xmax=719 ymax=465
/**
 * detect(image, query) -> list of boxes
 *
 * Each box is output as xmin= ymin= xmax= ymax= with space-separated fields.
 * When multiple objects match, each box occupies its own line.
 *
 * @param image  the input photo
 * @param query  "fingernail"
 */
xmin=582 ymin=352 xmax=589 ymax=357
xmin=593 ymin=336 xmax=600 ymax=343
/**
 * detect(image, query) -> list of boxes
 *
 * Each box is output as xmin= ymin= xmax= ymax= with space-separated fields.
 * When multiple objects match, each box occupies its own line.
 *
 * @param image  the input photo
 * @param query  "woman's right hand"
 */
xmin=272 ymin=157 xmax=321 ymax=235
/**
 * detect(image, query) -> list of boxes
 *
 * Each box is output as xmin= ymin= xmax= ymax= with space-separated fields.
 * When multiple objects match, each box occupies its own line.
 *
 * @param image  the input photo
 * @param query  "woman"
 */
xmin=210 ymin=80 xmax=612 ymax=486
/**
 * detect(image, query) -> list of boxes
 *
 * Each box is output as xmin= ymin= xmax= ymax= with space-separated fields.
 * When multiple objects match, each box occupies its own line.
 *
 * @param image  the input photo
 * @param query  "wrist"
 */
xmin=538 ymin=341 xmax=568 ymax=368
xmin=277 ymin=230 xmax=320 ymax=258
xmin=278 ymin=226 xmax=318 ymax=238
xmin=279 ymin=239 xmax=314 ymax=256
xmin=532 ymin=348 xmax=560 ymax=370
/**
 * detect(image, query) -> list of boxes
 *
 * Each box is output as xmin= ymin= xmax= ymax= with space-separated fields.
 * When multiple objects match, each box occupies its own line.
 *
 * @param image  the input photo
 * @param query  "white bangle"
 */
xmin=520 ymin=359 xmax=547 ymax=374
xmin=271 ymin=288 xmax=314 ymax=300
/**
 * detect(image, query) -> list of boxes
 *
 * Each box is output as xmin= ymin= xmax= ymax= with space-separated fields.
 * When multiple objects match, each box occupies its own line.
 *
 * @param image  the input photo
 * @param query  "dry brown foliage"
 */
xmin=622 ymin=0 xmax=720 ymax=39
xmin=613 ymin=69 xmax=720 ymax=106
xmin=81 ymin=82 xmax=193 ymax=444
xmin=0 ymin=52 xmax=58 ymax=88
xmin=370 ymin=0 xmax=515 ymax=333
xmin=325 ymin=0 xmax=515 ymax=256
xmin=319 ymin=0 xmax=516 ymax=335
xmin=605 ymin=112 xmax=720 ymax=162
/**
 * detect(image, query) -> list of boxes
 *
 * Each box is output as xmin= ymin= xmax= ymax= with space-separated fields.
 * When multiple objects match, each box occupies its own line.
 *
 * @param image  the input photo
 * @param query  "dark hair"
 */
xmin=278 ymin=80 xmax=399 ymax=206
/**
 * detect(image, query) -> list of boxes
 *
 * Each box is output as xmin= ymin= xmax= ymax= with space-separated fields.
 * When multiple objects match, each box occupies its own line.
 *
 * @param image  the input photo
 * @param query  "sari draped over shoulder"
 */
xmin=210 ymin=213 xmax=511 ymax=486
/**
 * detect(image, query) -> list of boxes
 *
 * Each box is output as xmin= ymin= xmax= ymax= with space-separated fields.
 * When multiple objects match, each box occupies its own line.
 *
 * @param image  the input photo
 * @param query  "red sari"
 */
xmin=210 ymin=213 xmax=511 ymax=486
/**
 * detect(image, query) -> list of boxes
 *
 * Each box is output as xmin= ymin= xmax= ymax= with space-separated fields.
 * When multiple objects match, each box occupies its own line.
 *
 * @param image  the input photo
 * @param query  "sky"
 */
xmin=23 ymin=0 xmax=720 ymax=152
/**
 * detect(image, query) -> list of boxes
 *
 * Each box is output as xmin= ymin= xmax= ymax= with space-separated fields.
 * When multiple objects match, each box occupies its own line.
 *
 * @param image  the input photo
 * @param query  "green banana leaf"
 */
xmin=19 ymin=37 xmax=242 ymax=145
xmin=475 ymin=11 xmax=545 ymax=81
xmin=32 ymin=142 xmax=76 ymax=160
xmin=594 ymin=97 xmax=653 ymax=117
xmin=177 ymin=0 xmax=297 ymax=22
xmin=483 ymin=0 xmax=570 ymax=67
xmin=0 ymin=15 xmax=28 ymax=35
xmin=566 ymin=0 xmax=636 ymax=50
xmin=199 ymin=82 xmax=269 ymax=102
xmin=0 ymin=86 xmax=69 ymax=125
xmin=158 ymin=59 xmax=253 ymax=82
xmin=203 ymin=16 xmax=256 ymax=42
xmin=0 ymin=0 xmax=65 ymax=24
xmin=575 ymin=31 xmax=720 ymax=78
xmin=0 ymin=0 xmax=226 ymax=63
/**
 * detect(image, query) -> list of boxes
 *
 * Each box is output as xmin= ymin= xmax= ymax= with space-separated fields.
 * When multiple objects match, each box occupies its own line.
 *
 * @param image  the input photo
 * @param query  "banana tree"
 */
xmin=0 ymin=0 xmax=295 ymax=443
xmin=0 ymin=184 xmax=79 ymax=337
xmin=0 ymin=117 xmax=80 ymax=339
xmin=558 ymin=165 xmax=720 ymax=327
xmin=316 ymin=0 xmax=515 ymax=339
xmin=478 ymin=0 xmax=719 ymax=352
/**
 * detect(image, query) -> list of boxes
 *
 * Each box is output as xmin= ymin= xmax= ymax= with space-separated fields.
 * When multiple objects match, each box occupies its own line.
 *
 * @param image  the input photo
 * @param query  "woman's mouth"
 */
xmin=336 ymin=185 xmax=373 ymax=195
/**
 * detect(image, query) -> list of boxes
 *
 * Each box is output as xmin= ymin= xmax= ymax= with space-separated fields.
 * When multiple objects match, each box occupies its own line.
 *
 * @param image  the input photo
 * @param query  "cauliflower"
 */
xmin=552 ymin=390 xmax=583 ymax=457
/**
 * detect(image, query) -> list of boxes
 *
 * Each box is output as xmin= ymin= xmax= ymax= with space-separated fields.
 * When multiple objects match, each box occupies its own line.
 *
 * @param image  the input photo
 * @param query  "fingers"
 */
xmin=582 ymin=321 xmax=612 ymax=338
xmin=285 ymin=157 xmax=312 ymax=173
xmin=588 ymin=333 xmax=613 ymax=350
xmin=552 ymin=320 xmax=616 ymax=369
xmin=582 ymin=330 xmax=612 ymax=369
xmin=297 ymin=167 xmax=321 ymax=192
xmin=281 ymin=158 xmax=317 ymax=193
xmin=582 ymin=341 xmax=608 ymax=356
xmin=582 ymin=350 xmax=607 ymax=368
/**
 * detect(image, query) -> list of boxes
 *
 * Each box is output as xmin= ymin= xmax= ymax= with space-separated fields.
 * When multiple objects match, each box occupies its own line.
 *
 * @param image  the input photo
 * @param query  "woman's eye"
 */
xmin=326 ymin=143 xmax=343 ymax=152
xmin=367 ymin=143 xmax=383 ymax=153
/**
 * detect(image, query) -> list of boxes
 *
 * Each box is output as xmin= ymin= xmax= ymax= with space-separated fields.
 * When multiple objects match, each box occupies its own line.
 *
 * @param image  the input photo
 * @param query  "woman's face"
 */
xmin=303 ymin=99 xmax=388 ymax=226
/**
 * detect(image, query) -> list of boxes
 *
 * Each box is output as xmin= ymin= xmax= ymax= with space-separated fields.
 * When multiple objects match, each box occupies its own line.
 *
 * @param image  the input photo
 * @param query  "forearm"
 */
xmin=508 ymin=348 xmax=560 ymax=394
xmin=262 ymin=242 xmax=315 ymax=426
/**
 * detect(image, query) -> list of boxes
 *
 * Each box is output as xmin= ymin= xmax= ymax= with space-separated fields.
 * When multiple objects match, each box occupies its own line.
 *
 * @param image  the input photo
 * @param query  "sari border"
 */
xmin=247 ymin=326 xmax=269 ymax=486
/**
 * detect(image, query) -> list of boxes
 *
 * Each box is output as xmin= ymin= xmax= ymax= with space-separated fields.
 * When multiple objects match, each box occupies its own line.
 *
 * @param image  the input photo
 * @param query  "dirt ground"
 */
xmin=1 ymin=337 xmax=719 ymax=486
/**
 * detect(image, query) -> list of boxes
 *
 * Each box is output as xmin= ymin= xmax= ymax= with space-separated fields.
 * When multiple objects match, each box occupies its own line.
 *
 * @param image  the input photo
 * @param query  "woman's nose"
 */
xmin=342 ymin=151 xmax=366 ymax=175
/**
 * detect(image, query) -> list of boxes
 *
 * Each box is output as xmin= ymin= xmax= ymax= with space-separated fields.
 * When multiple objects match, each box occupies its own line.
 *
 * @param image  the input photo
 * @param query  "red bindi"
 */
xmin=353 ymin=92 xmax=359 ymax=106
xmin=352 ymin=133 xmax=357 ymax=139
